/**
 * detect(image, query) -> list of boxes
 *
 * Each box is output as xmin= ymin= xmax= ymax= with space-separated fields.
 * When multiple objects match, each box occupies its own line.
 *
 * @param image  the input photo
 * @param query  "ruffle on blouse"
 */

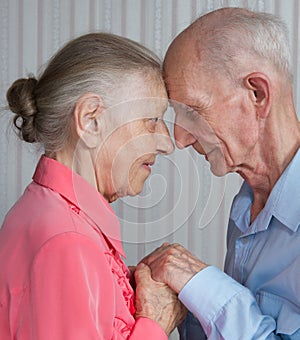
xmin=112 ymin=317 xmax=132 ymax=339
xmin=104 ymin=249 xmax=136 ymax=316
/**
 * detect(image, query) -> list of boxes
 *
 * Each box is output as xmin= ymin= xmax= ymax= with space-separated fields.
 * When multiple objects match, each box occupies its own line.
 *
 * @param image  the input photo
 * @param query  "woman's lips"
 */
xmin=142 ymin=161 xmax=154 ymax=172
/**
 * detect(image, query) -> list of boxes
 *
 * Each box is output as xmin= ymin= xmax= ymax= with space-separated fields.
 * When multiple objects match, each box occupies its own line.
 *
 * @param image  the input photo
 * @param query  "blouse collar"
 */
xmin=33 ymin=155 xmax=125 ymax=257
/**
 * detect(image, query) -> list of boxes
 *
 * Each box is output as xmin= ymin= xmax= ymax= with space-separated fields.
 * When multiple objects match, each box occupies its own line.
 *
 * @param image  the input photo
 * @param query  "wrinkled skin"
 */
xmin=134 ymin=263 xmax=187 ymax=336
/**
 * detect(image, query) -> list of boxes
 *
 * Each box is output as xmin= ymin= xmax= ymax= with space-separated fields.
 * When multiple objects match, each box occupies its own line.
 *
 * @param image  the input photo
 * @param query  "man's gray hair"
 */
xmin=192 ymin=8 xmax=292 ymax=82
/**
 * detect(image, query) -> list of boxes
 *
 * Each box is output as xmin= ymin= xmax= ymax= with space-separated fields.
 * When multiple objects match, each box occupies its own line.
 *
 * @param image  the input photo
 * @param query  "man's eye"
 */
xmin=185 ymin=106 xmax=200 ymax=121
xmin=150 ymin=117 xmax=159 ymax=123
xmin=186 ymin=106 xmax=195 ymax=115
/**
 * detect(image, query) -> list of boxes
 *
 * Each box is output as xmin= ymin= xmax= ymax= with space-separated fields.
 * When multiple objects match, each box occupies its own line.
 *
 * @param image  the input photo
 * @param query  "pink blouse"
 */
xmin=0 ymin=156 xmax=167 ymax=339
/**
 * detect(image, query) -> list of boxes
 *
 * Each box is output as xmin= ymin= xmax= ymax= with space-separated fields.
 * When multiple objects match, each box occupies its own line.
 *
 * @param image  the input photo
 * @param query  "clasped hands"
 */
xmin=133 ymin=243 xmax=207 ymax=335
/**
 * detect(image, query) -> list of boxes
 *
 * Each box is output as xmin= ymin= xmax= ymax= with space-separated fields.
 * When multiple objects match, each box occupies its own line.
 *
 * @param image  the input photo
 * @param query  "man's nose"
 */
xmin=174 ymin=123 xmax=196 ymax=149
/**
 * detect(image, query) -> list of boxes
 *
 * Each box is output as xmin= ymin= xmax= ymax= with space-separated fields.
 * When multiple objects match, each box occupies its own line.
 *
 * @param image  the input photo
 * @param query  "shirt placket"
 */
xmin=234 ymin=234 xmax=254 ymax=284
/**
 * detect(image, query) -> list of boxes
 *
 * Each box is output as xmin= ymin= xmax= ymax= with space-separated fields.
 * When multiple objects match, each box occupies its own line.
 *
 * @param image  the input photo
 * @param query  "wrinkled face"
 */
xmin=164 ymin=38 xmax=259 ymax=176
xmin=96 ymin=73 xmax=174 ymax=202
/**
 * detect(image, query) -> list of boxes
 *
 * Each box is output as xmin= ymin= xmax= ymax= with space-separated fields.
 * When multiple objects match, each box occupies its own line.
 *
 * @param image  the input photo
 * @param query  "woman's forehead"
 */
xmin=102 ymin=96 xmax=168 ymax=128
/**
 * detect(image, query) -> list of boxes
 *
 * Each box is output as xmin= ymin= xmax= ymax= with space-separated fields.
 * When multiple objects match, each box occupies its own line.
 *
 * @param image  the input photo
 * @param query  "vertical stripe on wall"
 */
xmin=16 ymin=0 xmax=24 ymax=199
xmin=0 ymin=0 xmax=9 ymax=222
xmin=52 ymin=0 xmax=61 ymax=51
xmin=104 ymin=0 xmax=112 ymax=32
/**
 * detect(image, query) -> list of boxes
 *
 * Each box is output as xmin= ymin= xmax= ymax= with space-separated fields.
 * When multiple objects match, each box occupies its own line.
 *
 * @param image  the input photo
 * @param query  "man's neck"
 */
xmin=237 ymin=120 xmax=300 ymax=222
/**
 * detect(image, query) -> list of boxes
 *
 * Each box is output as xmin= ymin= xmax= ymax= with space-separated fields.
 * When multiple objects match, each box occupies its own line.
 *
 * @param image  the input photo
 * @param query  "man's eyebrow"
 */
xmin=183 ymin=101 xmax=207 ymax=112
xmin=189 ymin=104 xmax=203 ymax=111
xmin=189 ymin=94 xmax=213 ymax=112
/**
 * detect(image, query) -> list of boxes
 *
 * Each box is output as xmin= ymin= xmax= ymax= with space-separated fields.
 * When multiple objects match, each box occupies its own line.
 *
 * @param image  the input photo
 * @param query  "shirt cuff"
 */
xmin=178 ymin=266 xmax=245 ymax=331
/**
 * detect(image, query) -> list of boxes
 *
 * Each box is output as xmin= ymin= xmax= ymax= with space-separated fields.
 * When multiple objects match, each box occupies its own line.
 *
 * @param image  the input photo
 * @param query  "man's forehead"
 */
xmin=164 ymin=39 xmax=199 ymax=80
xmin=163 ymin=60 xmax=200 ymax=101
xmin=164 ymin=41 xmax=192 ymax=70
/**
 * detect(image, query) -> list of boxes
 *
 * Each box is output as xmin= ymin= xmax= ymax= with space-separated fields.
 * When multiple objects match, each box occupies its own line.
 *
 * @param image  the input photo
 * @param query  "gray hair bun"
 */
xmin=6 ymin=76 xmax=38 ymax=143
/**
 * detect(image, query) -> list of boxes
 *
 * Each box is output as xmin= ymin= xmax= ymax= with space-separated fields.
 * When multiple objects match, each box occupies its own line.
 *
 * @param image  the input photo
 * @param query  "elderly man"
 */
xmin=138 ymin=7 xmax=300 ymax=339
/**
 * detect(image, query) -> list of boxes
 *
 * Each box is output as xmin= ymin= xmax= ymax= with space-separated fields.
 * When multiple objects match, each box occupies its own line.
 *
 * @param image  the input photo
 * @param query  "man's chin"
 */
xmin=205 ymin=150 xmax=228 ymax=176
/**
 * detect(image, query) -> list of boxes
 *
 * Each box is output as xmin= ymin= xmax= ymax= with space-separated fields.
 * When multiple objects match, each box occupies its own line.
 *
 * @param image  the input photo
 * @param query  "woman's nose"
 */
xmin=156 ymin=121 xmax=175 ymax=155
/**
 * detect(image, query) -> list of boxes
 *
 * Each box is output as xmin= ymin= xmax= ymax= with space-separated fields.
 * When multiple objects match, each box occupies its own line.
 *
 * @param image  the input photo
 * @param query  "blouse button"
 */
xmin=70 ymin=205 xmax=80 ymax=214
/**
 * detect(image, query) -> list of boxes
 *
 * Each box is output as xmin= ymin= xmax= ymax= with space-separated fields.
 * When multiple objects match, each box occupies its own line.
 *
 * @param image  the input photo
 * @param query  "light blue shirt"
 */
xmin=178 ymin=149 xmax=300 ymax=339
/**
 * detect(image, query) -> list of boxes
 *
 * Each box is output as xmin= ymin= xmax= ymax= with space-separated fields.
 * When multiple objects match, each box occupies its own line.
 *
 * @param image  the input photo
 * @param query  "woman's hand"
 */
xmin=134 ymin=263 xmax=187 ymax=336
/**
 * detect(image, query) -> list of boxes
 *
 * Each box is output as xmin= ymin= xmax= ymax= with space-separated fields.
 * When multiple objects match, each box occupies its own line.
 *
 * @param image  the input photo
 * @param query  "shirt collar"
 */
xmin=33 ymin=155 xmax=125 ymax=257
xmin=231 ymin=149 xmax=300 ymax=234
xmin=267 ymin=148 xmax=300 ymax=232
xmin=230 ymin=181 xmax=253 ymax=233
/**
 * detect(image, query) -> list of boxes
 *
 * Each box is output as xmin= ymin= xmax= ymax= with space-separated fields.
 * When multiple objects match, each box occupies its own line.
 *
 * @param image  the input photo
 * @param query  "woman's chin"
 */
xmin=106 ymin=193 xmax=119 ymax=203
xmin=128 ymin=181 xmax=148 ymax=197
xmin=108 ymin=176 xmax=149 ymax=201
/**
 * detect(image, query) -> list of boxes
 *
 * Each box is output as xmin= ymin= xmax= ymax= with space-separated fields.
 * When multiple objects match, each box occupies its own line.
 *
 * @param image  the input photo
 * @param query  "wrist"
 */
xmin=172 ymin=263 xmax=208 ymax=293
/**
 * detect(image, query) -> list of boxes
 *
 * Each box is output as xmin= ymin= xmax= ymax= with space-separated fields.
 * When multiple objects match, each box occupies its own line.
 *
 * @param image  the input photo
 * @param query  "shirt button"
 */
xmin=241 ymin=238 xmax=248 ymax=244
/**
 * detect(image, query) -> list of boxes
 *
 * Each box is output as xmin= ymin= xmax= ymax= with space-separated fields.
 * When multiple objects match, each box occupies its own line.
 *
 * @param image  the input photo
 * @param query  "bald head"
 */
xmin=164 ymin=7 xmax=292 ymax=83
xmin=163 ymin=7 xmax=299 ymax=181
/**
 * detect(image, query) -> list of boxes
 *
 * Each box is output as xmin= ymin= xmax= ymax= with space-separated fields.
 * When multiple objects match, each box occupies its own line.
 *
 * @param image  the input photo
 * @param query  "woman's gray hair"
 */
xmin=6 ymin=33 xmax=162 ymax=152
xmin=191 ymin=8 xmax=292 ymax=82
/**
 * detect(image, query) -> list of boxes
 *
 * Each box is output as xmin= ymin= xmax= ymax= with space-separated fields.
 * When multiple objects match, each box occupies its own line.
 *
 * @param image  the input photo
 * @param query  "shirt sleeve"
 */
xmin=29 ymin=232 xmax=167 ymax=340
xmin=178 ymin=266 xmax=281 ymax=339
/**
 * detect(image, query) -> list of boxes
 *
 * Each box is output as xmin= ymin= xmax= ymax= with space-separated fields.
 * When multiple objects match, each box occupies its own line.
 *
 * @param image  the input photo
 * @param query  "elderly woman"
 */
xmin=0 ymin=33 xmax=185 ymax=339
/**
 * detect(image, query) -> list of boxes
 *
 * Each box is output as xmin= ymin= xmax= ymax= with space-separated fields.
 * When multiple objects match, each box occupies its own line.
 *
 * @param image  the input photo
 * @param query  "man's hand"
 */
xmin=141 ymin=243 xmax=208 ymax=293
xmin=134 ymin=263 xmax=187 ymax=336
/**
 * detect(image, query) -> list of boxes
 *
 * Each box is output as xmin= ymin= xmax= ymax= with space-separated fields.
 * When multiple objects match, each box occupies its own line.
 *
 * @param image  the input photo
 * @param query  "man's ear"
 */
xmin=73 ymin=93 xmax=104 ymax=148
xmin=244 ymin=72 xmax=271 ymax=118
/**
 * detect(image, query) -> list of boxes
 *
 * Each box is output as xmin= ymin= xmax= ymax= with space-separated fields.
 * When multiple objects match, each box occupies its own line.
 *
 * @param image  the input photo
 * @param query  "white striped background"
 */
xmin=0 ymin=1 xmax=299 ymax=338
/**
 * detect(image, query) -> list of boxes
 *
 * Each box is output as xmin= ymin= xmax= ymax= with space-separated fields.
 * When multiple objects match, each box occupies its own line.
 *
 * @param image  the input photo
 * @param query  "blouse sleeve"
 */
xmin=129 ymin=317 xmax=168 ymax=339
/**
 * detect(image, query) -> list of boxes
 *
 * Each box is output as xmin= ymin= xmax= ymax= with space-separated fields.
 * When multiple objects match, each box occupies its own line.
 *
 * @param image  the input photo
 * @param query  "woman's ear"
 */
xmin=73 ymin=93 xmax=104 ymax=148
xmin=244 ymin=72 xmax=271 ymax=119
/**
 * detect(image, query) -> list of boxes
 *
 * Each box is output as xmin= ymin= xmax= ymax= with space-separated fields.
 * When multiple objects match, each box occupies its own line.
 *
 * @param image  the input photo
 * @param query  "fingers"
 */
xmin=139 ymin=243 xmax=207 ymax=293
xmin=140 ymin=243 xmax=169 ymax=265
xmin=141 ymin=242 xmax=182 ymax=266
xmin=137 ymin=244 xmax=182 ymax=289
xmin=134 ymin=260 xmax=186 ymax=336
xmin=134 ymin=263 xmax=153 ymax=284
